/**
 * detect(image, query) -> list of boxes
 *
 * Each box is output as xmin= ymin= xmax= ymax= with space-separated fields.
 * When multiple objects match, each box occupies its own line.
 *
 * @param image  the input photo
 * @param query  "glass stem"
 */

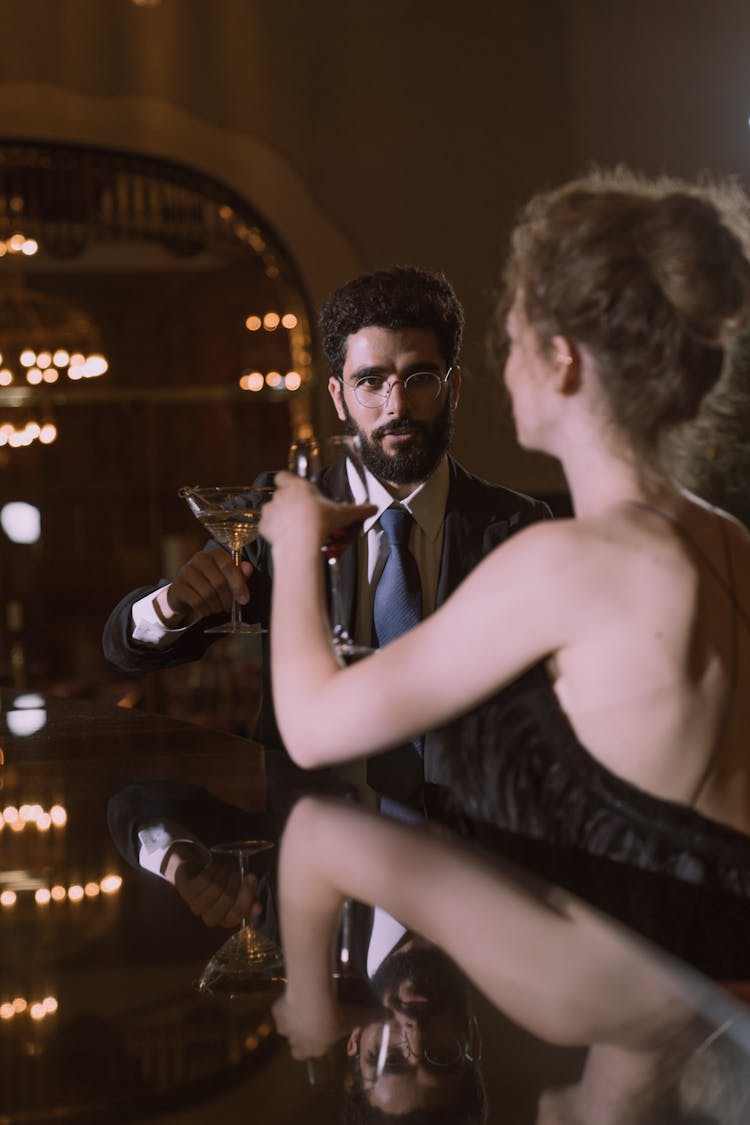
xmin=230 ymin=549 xmax=242 ymax=631
xmin=237 ymin=847 xmax=249 ymax=930
xmin=327 ymin=556 xmax=351 ymax=642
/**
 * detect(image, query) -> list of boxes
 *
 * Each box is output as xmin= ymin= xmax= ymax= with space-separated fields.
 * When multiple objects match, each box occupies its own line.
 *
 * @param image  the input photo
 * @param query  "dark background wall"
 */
xmin=1 ymin=0 xmax=750 ymax=691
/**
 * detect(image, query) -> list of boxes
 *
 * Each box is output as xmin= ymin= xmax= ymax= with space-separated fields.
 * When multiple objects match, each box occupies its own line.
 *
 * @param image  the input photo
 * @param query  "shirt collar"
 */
xmin=346 ymin=455 xmax=449 ymax=541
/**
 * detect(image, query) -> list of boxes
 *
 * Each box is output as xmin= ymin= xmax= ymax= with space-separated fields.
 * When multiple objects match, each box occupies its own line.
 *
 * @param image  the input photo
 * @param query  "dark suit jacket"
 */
xmin=102 ymin=456 xmax=550 ymax=795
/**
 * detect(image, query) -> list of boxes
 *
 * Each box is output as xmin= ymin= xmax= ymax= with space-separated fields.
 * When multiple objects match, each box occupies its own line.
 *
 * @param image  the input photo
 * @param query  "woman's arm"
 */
xmin=274 ymin=797 xmax=688 ymax=1052
xmin=260 ymin=473 xmax=584 ymax=769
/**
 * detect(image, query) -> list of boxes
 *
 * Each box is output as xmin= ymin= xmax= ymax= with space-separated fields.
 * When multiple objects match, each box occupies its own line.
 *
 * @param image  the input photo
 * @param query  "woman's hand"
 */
xmin=259 ymin=471 xmax=375 ymax=551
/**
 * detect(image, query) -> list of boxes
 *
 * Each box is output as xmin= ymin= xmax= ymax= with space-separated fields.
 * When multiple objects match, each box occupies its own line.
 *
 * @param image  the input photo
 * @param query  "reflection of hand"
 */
xmin=272 ymin=990 xmax=349 ymax=1060
xmin=155 ymin=548 xmax=253 ymax=627
xmin=259 ymin=471 xmax=375 ymax=551
xmin=273 ymin=989 xmax=385 ymax=1061
xmin=163 ymin=843 xmax=262 ymax=928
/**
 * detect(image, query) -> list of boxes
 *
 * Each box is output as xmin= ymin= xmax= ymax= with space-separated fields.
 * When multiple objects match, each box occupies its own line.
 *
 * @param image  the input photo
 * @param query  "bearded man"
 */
xmin=103 ymin=266 xmax=549 ymax=808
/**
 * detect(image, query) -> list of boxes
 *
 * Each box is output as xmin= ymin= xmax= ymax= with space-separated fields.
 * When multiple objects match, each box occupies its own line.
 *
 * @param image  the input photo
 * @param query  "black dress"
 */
xmin=429 ymin=664 xmax=750 ymax=981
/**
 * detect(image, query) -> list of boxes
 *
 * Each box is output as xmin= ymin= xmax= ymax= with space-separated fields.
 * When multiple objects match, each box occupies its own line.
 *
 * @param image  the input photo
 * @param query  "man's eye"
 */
xmin=407 ymin=372 xmax=437 ymax=387
xmin=357 ymin=376 xmax=386 ymax=390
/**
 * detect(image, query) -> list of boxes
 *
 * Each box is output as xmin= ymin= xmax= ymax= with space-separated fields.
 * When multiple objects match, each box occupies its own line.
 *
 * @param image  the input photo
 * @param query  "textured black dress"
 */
xmin=429 ymin=663 xmax=750 ymax=981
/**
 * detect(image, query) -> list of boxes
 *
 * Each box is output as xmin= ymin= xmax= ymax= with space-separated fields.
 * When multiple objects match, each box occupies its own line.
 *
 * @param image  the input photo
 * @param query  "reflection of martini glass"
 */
xmin=196 ymin=840 xmax=285 ymax=998
xmin=178 ymin=485 xmax=272 ymax=636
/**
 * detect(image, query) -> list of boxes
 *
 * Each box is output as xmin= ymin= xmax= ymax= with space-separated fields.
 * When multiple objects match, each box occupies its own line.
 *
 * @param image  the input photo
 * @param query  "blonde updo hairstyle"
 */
xmin=501 ymin=168 xmax=750 ymax=462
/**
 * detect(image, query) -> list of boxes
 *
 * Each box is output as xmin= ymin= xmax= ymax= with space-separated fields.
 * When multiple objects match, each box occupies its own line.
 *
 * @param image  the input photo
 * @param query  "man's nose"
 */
xmin=384 ymin=378 xmax=410 ymax=414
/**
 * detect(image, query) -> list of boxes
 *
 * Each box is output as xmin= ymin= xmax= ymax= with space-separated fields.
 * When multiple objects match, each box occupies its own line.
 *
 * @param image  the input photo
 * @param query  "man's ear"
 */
xmin=329 ymin=375 xmax=347 ymax=422
xmin=448 ymin=365 xmax=462 ymax=412
xmin=347 ymin=1028 xmax=361 ymax=1057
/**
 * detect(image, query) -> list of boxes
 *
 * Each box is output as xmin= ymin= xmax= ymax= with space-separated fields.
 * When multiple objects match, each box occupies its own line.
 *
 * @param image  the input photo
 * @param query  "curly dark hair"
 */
xmin=319 ymin=266 xmax=464 ymax=380
xmin=494 ymin=167 xmax=750 ymax=464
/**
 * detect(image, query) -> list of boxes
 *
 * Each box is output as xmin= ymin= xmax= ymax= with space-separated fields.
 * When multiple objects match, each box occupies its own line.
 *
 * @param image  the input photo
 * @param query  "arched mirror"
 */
xmin=0 ymin=139 xmax=316 ymax=712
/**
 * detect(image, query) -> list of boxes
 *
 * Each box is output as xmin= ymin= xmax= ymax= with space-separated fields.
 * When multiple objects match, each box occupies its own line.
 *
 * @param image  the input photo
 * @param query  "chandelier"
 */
xmin=0 ymin=280 xmax=108 ymax=449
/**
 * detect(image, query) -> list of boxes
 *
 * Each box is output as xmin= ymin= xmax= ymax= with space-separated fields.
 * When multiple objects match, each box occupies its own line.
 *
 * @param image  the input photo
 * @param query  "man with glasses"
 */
xmin=103 ymin=266 xmax=549 ymax=811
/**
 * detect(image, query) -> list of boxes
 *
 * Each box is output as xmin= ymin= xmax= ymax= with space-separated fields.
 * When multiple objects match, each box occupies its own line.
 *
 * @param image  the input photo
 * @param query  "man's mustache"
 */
xmin=372 ymin=419 xmax=427 ymax=442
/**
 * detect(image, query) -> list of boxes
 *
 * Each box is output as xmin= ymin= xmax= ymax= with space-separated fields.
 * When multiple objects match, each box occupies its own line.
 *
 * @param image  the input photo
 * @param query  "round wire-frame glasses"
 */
xmin=343 ymin=367 xmax=454 ymax=409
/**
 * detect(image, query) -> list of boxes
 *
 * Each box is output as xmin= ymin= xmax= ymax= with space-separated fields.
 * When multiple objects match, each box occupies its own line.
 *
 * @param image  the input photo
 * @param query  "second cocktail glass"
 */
xmin=178 ymin=484 xmax=272 ymax=636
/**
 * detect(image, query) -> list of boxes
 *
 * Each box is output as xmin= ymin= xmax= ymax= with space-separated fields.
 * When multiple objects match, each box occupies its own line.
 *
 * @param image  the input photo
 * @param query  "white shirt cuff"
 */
xmin=131 ymin=587 xmax=191 ymax=647
xmin=137 ymin=821 xmax=211 ymax=879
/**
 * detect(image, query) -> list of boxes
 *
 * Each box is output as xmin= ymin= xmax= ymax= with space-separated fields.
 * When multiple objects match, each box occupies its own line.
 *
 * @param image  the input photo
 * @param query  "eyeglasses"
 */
xmin=367 ymin=1027 xmax=474 ymax=1074
xmin=343 ymin=367 xmax=453 ymax=410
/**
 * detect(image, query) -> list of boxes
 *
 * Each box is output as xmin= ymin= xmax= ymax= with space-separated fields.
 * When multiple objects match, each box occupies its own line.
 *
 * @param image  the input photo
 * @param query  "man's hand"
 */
xmin=154 ymin=548 xmax=253 ymax=628
xmin=163 ymin=843 xmax=262 ymax=928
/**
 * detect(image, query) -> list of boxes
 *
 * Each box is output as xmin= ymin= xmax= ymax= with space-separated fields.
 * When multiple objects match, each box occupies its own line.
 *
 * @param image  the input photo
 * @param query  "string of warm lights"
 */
xmin=238 ymin=370 xmax=302 ymax=392
xmin=0 ymin=996 xmax=58 ymax=1022
xmin=244 ymin=311 xmax=298 ymax=332
xmin=0 ymin=232 xmax=39 ymax=258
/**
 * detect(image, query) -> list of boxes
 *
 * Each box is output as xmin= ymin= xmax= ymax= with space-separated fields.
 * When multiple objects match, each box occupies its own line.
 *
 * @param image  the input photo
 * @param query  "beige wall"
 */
xmin=2 ymin=0 xmax=749 ymax=493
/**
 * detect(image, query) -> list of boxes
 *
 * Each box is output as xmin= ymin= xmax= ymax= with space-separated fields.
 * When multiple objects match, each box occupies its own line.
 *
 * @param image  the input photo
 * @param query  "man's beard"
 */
xmin=341 ymin=394 xmax=454 ymax=486
xmin=370 ymin=945 xmax=470 ymax=1021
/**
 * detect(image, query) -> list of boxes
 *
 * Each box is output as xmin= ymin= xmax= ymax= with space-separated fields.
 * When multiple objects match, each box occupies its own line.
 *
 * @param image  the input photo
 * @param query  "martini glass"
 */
xmin=288 ymin=435 xmax=373 ymax=664
xmin=196 ymin=839 xmax=285 ymax=998
xmin=178 ymin=484 xmax=272 ymax=635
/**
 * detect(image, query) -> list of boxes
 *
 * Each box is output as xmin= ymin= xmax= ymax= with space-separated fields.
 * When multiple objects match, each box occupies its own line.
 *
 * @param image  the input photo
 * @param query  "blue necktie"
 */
xmin=373 ymin=506 xmax=422 ymax=646
xmin=368 ymin=505 xmax=424 ymax=804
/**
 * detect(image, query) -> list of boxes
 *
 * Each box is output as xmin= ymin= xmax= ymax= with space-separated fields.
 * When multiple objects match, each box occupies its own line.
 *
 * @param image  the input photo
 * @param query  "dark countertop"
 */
xmin=1 ymin=691 xmax=748 ymax=1124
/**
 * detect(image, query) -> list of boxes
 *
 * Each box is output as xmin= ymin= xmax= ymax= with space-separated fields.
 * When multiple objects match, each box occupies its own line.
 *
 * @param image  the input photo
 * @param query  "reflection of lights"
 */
xmin=84 ymin=882 xmax=100 ymax=898
xmin=19 ymin=350 xmax=35 ymax=367
xmin=0 ymin=890 xmax=17 ymax=907
xmin=0 ymin=369 xmax=12 ymax=386
xmin=12 ymin=998 xmax=26 ymax=1013
xmin=100 ymin=874 xmax=123 ymax=894
xmin=244 ymin=315 xmax=262 ymax=331
xmin=43 ymin=996 xmax=57 ymax=1013
xmin=263 ymin=312 xmax=280 ymax=331
xmin=281 ymin=313 xmax=298 ymax=329
xmin=285 ymin=371 xmax=302 ymax=391
xmin=0 ymin=1004 xmax=14 ymax=1020
xmin=50 ymin=885 xmax=66 ymax=902
xmin=265 ymin=371 xmax=282 ymax=388
xmin=0 ymin=803 xmax=60 ymax=832
xmin=68 ymin=885 xmax=84 ymax=902
xmin=34 ymin=888 xmax=51 ymax=905
xmin=14 ymin=693 xmax=45 ymax=708
xmin=39 ymin=423 xmax=58 ymax=444
xmin=53 ymin=349 xmax=69 ymax=367
xmin=6 ymin=709 xmax=47 ymax=736
xmin=1 ymin=502 xmax=41 ymax=544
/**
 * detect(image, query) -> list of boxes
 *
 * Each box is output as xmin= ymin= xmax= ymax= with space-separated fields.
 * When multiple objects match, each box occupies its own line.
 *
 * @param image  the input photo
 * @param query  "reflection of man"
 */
xmin=103 ymin=266 xmax=549 ymax=807
xmin=346 ymin=935 xmax=486 ymax=1124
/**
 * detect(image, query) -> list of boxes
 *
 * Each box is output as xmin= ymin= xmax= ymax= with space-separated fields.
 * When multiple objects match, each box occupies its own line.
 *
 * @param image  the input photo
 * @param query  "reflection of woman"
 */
xmin=260 ymin=169 xmax=750 ymax=976
xmin=273 ymin=797 xmax=710 ymax=1124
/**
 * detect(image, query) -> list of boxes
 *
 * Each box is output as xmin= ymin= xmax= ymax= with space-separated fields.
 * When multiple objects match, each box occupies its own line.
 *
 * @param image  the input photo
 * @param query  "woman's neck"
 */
xmin=557 ymin=421 xmax=676 ymax=517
